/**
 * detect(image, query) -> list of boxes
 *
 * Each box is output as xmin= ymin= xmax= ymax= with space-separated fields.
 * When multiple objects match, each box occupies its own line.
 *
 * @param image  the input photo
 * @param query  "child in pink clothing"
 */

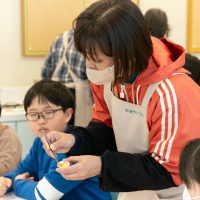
xmin=0 ymin=104 xmax=22 ymax=176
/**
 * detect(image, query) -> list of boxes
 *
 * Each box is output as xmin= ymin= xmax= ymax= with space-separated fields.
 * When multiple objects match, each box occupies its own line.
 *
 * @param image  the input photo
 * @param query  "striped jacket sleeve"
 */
xmin=99 ymin=78 xmax=181 ymax=191
xmin=13 ymin=170 xmax=83 ymax=200
xmin=148 ymin=78 xmax=184 ymax=185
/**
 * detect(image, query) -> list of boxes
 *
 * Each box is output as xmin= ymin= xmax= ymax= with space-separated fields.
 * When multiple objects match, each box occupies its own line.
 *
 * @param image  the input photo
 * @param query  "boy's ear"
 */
xmin=64 ymin=108 xmax=73 ymax=123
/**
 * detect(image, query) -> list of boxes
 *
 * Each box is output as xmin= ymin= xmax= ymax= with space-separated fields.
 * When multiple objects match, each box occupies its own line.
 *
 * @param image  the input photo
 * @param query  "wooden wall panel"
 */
xmin=187 ymin=0 xmax=200 ymax=52
xmin=22 ymin=0 xmax=139 ymax=56
xmin=22 ymin=0 xmax=85 ymax=56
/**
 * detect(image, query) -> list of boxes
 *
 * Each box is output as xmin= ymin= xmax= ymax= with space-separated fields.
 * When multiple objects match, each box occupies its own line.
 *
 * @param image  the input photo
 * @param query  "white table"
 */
xmin=0 ymin=193 xmax=24 ymax=199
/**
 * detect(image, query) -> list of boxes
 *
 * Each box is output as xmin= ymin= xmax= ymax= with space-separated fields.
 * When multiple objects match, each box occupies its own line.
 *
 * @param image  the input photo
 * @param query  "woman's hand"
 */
xmin=56 ymin=155 xmax=102 ymax=180
xmin=41 ymin=131 xmax=75 ymax=158
xmin=15 ymin=172 xmax=34 ymax=181
xmin=0 ymin=177 xmax=12 ymax=196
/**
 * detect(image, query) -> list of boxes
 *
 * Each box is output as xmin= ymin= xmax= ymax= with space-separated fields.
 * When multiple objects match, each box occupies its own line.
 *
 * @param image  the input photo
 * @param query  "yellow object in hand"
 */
xmin=57 ymin=161 xmax=70 ymax=168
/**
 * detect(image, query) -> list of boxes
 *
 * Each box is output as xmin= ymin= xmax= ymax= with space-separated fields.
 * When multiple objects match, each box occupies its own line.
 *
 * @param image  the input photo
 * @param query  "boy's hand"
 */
xmin=0 ymin=177 xmax=12 ymax=196
xmin=15 ymin=172 xmax=34 ymax=181
xmin=41 ymin=131 xmax=75 ymax=157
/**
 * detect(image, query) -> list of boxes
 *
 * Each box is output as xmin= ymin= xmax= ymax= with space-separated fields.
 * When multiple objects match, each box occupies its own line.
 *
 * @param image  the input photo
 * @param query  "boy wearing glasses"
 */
xmin=0 ymin=80 xmax=111 ymax=200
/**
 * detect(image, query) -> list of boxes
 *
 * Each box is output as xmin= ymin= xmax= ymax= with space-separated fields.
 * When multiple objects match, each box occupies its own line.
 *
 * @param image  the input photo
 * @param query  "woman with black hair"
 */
xmin=42 ymin=1 xmax=200 ymax=199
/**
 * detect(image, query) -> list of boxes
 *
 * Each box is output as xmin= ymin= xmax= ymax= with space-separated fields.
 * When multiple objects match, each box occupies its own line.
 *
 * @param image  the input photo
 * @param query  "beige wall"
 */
xmin=140 ymin=0 xmax=187 ymax=49
xmin=0 ymin=0 xmax=199 ymax=87
xmin=0 ymin=0 xmax=43 ymax=87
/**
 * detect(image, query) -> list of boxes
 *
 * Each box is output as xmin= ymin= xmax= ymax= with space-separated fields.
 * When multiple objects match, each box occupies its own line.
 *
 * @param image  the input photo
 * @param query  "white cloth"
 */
xmin=104 ymin=81 xmax=183 ymax=200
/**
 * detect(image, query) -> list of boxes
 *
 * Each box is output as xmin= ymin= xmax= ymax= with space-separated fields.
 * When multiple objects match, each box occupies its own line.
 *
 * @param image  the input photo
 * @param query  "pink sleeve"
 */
xmin=0 ymin=125 xmax=22 ymax=175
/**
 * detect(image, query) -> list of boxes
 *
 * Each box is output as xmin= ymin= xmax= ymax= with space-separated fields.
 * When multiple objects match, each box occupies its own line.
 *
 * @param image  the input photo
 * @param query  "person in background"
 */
xmin=41 ymin=30 xmax=93 ymax=126
xmin=0 ymin=103 xmax=22 ymax=176
xmin=184 ymin=54 xmax=200 ymax=85
xmin=144 ymin=8 xmax=170 ymax=38
xmin=179 ymin=139 xmax=200 ymax=200
xmin=41 ymin=0 xmax=200 ymax=199
xmin=0 ymin=80 xmax=111 ymax=200
xmin=144 ymin=8 xmax=200 ymax=85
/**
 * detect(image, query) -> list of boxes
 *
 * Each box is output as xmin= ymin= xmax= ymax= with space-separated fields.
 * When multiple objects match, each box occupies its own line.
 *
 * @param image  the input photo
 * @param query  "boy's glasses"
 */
xmin=25 ymin=108 xmax=63 ymax=121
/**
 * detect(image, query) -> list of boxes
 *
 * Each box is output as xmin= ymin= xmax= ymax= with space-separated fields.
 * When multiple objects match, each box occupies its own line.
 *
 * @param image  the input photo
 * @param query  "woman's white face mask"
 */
xmin=183 ymin=187 xmax=200 ymax=200
xmin=86 ymin=65 xmax=114 ymax=85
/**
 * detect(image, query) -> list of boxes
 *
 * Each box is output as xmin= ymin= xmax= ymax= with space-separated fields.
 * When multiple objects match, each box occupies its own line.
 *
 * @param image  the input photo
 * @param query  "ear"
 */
xmin=64 ymin=108 xmax=73 ymax=123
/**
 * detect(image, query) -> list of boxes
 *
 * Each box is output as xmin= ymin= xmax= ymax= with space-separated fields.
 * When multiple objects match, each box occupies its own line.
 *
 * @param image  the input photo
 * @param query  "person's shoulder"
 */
xmin=51 ymin=30 xmax=72 ymax=46
xmin=185 ymin=53 xmax=200 ymax=65
xmin=184 ymin=53 xmax=200 ymax=79
xmin=29 ymin=137 xmax=44 ymax=156
xmin=60 ymin=30 xmax=74 ymax=41
xmin=66 ymin=29 xmax=74 ymax=38
xmin=167 ymin=72 xmax=200 ymax=96
xmin=32 ymin=137 xmax=42 ymax=147
xmin=52 ymin=30 xmax=74 ymax=49
xmin=0 ymin=124 xmax=17 ymax=137
xmin=186 ymin=53 xmax=199 ymax=60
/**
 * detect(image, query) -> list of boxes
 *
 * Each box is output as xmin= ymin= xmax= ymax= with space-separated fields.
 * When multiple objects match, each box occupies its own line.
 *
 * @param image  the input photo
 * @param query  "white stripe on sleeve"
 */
xmin=35 ymin=177 xmax=64 ymax=200
xmin=165 ymin=79 xmax=178 ymax=160
xmin=159 ymin=81 xmax=173 ymax=158
xmin=153 ymin=86 xmax=166 ymax=154
xmin=34 ymin=188 xmax=42 ymax=200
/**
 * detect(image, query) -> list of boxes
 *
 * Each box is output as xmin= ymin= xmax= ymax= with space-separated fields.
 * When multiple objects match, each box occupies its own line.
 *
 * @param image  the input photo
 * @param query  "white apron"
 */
xmin=52 ymin=32 xmax=93 ymax=127
xmin=104 ymin=82 xmax=183 ymax=200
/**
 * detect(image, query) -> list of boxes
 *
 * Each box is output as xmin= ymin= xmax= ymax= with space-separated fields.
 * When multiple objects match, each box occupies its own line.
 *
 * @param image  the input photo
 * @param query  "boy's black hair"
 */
xmin=179 ymin=138 xmax=200 ymax=188
xmin=73 ymin=0 xmax=152 ymax=85
xmin=24 ymin=79 xmax=75 ymax=114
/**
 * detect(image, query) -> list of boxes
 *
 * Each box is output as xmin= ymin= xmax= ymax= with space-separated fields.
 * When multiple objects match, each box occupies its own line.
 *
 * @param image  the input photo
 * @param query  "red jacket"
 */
xmin=90 ymin=37 xmax=200 ymax=185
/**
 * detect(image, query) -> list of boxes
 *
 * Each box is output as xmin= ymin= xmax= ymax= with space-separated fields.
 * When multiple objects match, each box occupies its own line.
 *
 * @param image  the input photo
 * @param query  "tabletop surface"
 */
xmin=0 ymin=193 xmax=24 ymax=200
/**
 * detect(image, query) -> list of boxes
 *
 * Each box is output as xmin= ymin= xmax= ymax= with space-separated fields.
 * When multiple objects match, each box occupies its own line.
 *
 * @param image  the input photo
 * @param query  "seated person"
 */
xmin=179 ymin=138 xmax=200 ymax=200
xmin=183 ymin=53 xmax=200 ymax=86
xmin=0 ymin=80 xmax=111 ymax=200
xmin=0 ymin=104 xmax=22 ymax=176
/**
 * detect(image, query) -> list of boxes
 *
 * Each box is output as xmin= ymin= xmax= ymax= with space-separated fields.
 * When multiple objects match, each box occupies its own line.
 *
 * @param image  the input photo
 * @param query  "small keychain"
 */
xmin=120 ymin=85 xmax=125 ymax=99
xmin=120 ymin=91 xmax=125 ymax=99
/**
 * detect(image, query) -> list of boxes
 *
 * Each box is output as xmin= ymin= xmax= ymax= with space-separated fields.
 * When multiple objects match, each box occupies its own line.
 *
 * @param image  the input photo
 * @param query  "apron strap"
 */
xmin=67 ymin=66 xmax=79 ymax=82
xmin=141 ymin=72 xmax=186 ymax=109
xmin=52 ymin=31 xmax=69 ymax=80
xmin=141 ymin=81 xmax=161 ymax=110
xmin=52 ymin=31 xmax=79 ymax=87
xmin=140 ymin=72 xmax=186 ymax=114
